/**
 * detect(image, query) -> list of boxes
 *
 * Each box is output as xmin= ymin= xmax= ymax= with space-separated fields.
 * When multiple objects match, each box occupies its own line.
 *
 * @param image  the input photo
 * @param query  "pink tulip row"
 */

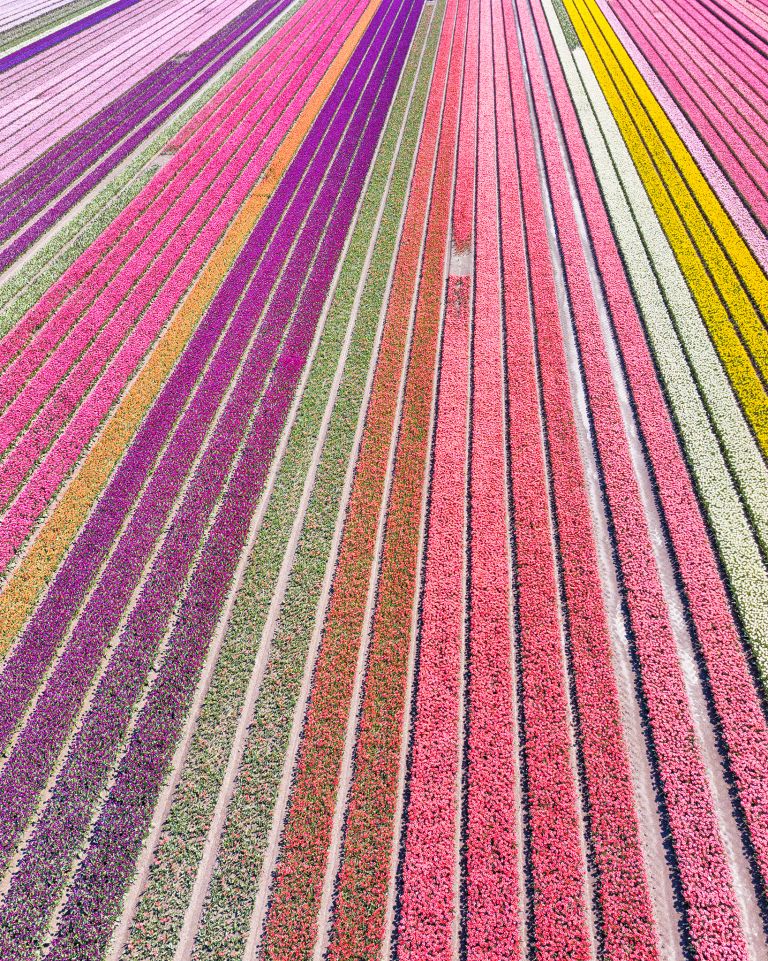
xmin=523 ymin=0 xmax=756 ymax=954
xmin=398 ymin=0 xmax=652 ymax=954
xmin=510 ymin=0 xmax=669 ymax=954
xmin=0 ymin=0 xmax=315 ymax=367
xmin=0 ymin=0 xmax=296 ymax=267
xmin=0 ymin=0 xmax=324 ymax=366
xmin=530 ymin=0 xmax=768 ymax=920
xmin=0 ymin=0 xmax=349 ymax=415
xmin=0 ymin=0 xmax=368 ymax=573
xmin=396 ymin=275 xmax=468 ymax=961
xmin=606 ymin=0 xmax=768 ymax=234
xmin=0 ymin=6 xmax=417 ymax=950
xmin=461 ymin=2 xmax=521 ymax=957
xmin=0 ymin=0 xmax=76 ymax=32
xmin=498 ymin=0 xmax=593 ymax=952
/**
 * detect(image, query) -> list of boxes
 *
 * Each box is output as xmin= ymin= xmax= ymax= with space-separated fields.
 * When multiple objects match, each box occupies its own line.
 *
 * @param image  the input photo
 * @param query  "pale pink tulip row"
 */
xmin=0 ymin=0 xmax=257 ymax=178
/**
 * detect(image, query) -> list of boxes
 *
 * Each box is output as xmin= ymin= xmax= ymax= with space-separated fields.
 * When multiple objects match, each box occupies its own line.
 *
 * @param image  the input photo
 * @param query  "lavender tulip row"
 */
xmin=0 ymin=0 xmax=292 ymax=270
xmin=0 ymin=0 xmax=409 ymax=939
xmin=0 ymin=3 xmax=421 ymax=959
xmin=0 ymin=0 xmax=142 ymax=73
xmin=0 ymin=0 xmax=269 ymax=216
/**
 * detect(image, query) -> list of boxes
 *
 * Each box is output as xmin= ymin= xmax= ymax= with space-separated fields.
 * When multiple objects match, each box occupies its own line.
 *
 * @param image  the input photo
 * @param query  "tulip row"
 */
xmin=0 ymin=0 xmax=364 ymax=574
xmin=119 ymin=12 xmax=439 ymax=956
xmin=537 ymin=0 xmax=768 ymax=913
xmin=607 ymin=0 xmax=768 ymax=241
xmin=0 ymin=1 xmax=420 ymax=956
xmin=391 ymin=0 xmax=471 ymax=957
xmin=0 ymin=0 xmax=399 ymax=871
xmin=563 ymin=0 xmax=768 ymax=464
xmin=0 ymin=0 xmax=255 ymax=182
xmin=0 ymin=0 xmax=365 ymax=736
xmin=535 ymin=0 xmax=765 ymax=948
xmin=0 ymin=0 xmax=294 ymax=270
xmin=0 ymin=0 xmax=314 ymax=359
xmin=553 ymin=1 xmax=768 ymax=645
xmin=497 ymin=1 xmax=594 ymax=952
xmin=0 ymin=0 xmax=391 ymax=654
xmin=0 ymin=0 xmax=271 ymax=217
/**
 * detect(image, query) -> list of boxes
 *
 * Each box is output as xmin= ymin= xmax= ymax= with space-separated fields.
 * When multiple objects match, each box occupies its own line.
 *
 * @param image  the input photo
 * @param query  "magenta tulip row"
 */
xmin=0 ymin=0 xmax=368 ymax=577
xmin=0 ymin=0 xmax=419 ymax=953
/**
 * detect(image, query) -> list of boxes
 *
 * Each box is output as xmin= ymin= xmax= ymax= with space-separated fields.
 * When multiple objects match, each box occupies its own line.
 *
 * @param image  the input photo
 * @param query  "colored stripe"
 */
xmin=0 ymin=0 xmax=385 ymax=652
xmin=0 ymin=0 xmax=141 ymax=73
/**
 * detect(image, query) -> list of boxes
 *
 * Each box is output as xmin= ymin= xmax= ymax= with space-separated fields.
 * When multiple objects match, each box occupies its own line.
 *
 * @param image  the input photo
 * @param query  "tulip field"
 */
xmin=1 ymin=0 xmax=768 ymax=956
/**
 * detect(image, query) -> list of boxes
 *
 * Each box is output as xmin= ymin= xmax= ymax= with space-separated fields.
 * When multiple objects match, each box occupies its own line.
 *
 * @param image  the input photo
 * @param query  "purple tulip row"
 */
xmin=0 ymin=0 xmax=292 ymax=271
xmin=0 ymin=0 xmax=142 ymax=74
xmin=0 ymin=0 xmax=422 ymax=954
xmin=0 ymin=0 xmax=386 ymax=804
xmin=0 ymin=0 xmax=377 ymax=767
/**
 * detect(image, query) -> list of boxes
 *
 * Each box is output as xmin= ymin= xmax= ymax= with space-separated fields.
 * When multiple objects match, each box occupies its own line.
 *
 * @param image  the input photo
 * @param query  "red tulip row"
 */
xmin=259 ymin=0 xmax=461 ymax=953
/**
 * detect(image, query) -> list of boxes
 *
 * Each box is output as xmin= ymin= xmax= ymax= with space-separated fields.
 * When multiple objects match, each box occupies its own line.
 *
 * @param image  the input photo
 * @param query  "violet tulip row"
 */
xmin=15 ymin=4 xmax=418 ymax=958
